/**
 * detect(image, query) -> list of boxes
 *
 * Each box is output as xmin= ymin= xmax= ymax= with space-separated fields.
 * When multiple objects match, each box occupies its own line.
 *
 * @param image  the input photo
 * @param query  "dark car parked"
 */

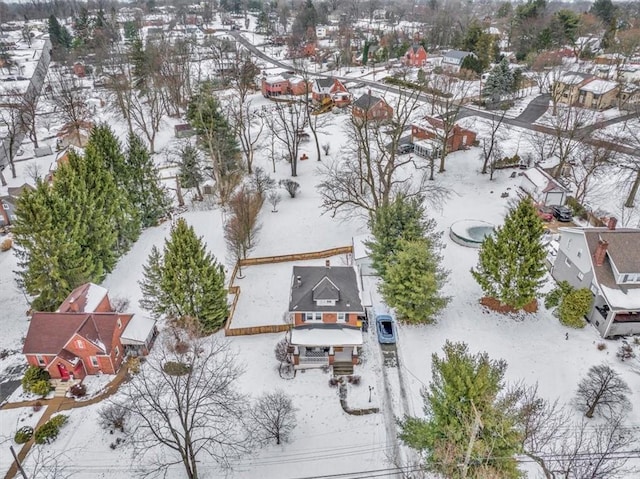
xmin=552 ymin=205 xmax=573 ymax=222
xmin=397 ymin=143 xmax=414 ymax=154
xmin=376 ymin=314 xmax=397 ymax=344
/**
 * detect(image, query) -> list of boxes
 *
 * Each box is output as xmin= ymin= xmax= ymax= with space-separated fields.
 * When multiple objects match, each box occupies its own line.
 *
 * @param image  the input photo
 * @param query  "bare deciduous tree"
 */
xmin=576 ymin=363 xmax=631 ymax=419
xmin=117 ymin=331 xmax=250 ymax=479
xmin=98 ymin=402 xmax=130 ymax=433
xmin=250 ymin=390 xmax=297 ymax=445
xmin=268 ymin=191 xmax=281 ymax=212
xmin=318 ymin=91 xmax=447 ymax=219
xmin=567 ymin=143 xmax=616 ymax=204
xmin=268 ymin=100 xmax=309 ymax=177
xmin=250 ymin=167 xmax=276 ymax=199
xmin=547 ymin=105 xmax=593 ymax=179
xmin=480 ymin=112 xmax=507 ymax=178
xmin=48 ymin=71 xmax=91 ymax=147
xmin=224 ymin=186 xmax=262 ymax=277
xmin=227 ymin=97 xmax=264 ymax=174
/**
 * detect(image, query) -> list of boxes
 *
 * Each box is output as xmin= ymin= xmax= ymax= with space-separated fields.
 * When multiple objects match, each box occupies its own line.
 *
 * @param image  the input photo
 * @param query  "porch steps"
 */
xmin=53 ymin=383 xmax=69 ymax=397
xmin=333 ymin=362 xmax=354 ymax=376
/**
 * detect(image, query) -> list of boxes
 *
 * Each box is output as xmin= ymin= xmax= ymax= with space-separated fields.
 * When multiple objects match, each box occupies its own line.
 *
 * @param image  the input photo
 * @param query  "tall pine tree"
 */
xmin=483 ymin=58 xmax=514 ymax=105
xmin=400 ymin=341 xmax=522 ymax=479
xmin=380 ymin=238 xmax=449 ymax=324
xmin=471 ymin=198 xmax=546 ymax=309
xmin=125 ymin=133 xmax=170 ymax=227
xmin=367 ymin=195 xmax=435 ymax=278
xmin=13 ymin=181 xmax=95 ymax=311
xmin=139 ymin=218 xmax=228 ymax=333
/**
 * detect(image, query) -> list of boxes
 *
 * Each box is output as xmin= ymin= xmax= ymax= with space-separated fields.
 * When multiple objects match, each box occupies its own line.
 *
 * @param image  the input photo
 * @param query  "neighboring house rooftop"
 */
xmin=57 ymin=282 xmax=109 ymax=313
xmin=353 ymin=93 xmax=384 ymax=110
xmin=579 ymin=228 xmax=640 ymax=309
xmin=579 ymin=78 xmax=618 ymax=94
xmin=444 ymin=50 xmax=473 ymax=60
xmin=289 ymin=265 xmax=363 ymax=312
xmin=522 ymin=166 xmax=569 ymax=194
xmin=559 ymin=72 xmax=591 ymax=85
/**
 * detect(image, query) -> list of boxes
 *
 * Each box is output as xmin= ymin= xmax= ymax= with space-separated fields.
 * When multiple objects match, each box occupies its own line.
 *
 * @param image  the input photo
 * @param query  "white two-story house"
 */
xmin=551 ymin=220 xmax=640 ymax=338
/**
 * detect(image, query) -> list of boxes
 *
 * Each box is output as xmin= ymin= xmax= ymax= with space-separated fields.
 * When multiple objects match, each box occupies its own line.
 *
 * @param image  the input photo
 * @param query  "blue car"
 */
xmin=376 ymin=315 xmax=396 ymax=344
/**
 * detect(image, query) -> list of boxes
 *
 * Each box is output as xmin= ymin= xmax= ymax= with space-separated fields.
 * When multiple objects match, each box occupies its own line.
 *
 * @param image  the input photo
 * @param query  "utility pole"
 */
xmin=10 ymin=445 xmax=29 ymax=479
xmin=460 ymin=401 xmax=483 ymax=479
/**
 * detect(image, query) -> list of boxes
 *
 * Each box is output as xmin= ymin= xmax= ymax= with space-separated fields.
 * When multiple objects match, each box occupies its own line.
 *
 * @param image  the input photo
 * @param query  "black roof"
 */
xmin=315 ymin=77 xmax=335 ymax=88
xmin=353 ymin=93 xmax=383 ymax=111
xmin=289 ymin=266 xmax=363 ymax=313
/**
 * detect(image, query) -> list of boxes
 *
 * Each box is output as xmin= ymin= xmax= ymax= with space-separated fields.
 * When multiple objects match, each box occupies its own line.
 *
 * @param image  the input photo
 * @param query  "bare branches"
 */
xmin=576 ymin=363 xmax=631 ymax=419
xmin=47 ymin=70 xmax=91 ymax=147
xmin=249 ymin=390 xmax=297 ymax=445
xmin=268 ymin=100 xmax=310 ymax=177
xmin=117 ymin=332 xmax=250 ymax=479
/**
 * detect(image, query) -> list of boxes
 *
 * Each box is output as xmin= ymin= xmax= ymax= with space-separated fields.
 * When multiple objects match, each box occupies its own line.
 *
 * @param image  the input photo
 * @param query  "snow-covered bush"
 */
xmin=14 ymin=426 xmax=34 ymax=444
xmin=35 ymin=415 xmax=68 ymax=444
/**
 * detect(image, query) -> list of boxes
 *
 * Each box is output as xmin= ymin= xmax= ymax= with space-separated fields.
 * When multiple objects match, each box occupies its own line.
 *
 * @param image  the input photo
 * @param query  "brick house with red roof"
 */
xmin=404 ymin=44 xmax=427 ymax=67
xmin=23 ymin=283 xmax=157 ymax=380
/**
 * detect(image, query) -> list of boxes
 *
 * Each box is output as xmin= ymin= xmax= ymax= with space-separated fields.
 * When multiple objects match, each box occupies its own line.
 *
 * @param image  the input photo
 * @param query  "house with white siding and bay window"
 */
xmin=551 ymin=220 xmax=640 ymax=338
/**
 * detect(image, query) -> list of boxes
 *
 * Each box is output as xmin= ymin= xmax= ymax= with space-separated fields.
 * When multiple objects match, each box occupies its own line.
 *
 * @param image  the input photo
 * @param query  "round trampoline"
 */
xmin=449 ymin=220 xmax=495 ymax=248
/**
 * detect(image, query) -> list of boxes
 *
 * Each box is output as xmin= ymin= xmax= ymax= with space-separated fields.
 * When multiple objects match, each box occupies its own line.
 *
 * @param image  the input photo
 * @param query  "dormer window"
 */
xmin=316 ymin=299 xmax=336 ymax=306
xmin=75 ymin=339 xmax=85 ymax=349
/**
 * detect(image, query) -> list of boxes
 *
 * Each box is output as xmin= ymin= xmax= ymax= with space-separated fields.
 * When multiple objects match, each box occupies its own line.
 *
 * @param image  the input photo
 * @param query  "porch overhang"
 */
xmin=290 ymin=327 xmax=363 ymax=347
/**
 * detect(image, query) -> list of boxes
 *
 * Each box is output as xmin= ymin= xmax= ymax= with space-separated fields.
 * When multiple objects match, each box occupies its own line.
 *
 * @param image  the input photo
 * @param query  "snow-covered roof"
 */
xmin=84 ymin=283 xmax=108 ymax=313
xmin=352 ymin=235 xmax=373 ymax=260
xmin=521 ymin=166 xmax=568 ymax=193
xmin=579 ymin=79 xmax=618 ymax=94
xmin=290 ymin=326 xmax=363 ymax=347
xmin=559 ymin=73 xmax=589 ymax=85
xmin=121 ymin=315 xmax=156 ymax=345
xmin=600 ymin=285 xmax=640 ymax=310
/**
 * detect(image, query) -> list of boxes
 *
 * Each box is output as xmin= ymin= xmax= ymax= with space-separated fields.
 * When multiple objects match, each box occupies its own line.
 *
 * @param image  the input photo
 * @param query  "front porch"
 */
xmin=590 ymin=295 xmax=640 ymax=337
xmin=293 ymin=345 xmax=359 ymax=374
xmin=50 ymin=378 xmax=82 ymax=397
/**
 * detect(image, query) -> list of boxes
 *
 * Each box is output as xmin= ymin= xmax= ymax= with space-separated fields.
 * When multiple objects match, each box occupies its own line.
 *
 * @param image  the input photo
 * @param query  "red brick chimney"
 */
xmin=607 ymin=217 xmax=617 ymax=230
xmin=593 ymin=239 xmax=609 ymax=267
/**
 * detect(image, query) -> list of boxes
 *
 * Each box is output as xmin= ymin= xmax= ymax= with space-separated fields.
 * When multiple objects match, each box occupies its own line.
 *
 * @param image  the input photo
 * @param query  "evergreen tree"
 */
xmin=88 ymin=124 xmax=127 ymax=181
xmin=13 ymin=181 xmax=95 ymax=311
xmin=48 ymin=15 xmax=72 ymax=53
xmin=399 ymin=341 xmax=522 ymax=479
xmin=139 ymin=218 xmax=228 ymax=333
xmin=483 ymin=58 xmax=514 ymax=104
xmin=471 ymin=198 xmax=547 ymax=310
xmin=590 ymin=0 xmax=616 ymax=24
xmin=125 ymin=133 xmax=170 ymax=227
xmin=380 ymin=239 xmax=449 ymax=324
xmin=367 ymin=195 xmax=434 ymax=278
xmin=187 ymin=84 xmax=240 ymax=179
xmin=178 ymin=144 xmax=205 ymax=200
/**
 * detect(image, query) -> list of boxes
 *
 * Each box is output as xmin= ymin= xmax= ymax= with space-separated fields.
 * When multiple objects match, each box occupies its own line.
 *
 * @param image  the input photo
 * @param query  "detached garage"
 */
xmin=520 ymin=166 xmax=569 ymax=206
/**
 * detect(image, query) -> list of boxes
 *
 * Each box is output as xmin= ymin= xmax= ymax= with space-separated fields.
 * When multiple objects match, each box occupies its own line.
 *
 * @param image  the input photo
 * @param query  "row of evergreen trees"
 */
xmin=13 ymin=126 xmax=169 ymax=311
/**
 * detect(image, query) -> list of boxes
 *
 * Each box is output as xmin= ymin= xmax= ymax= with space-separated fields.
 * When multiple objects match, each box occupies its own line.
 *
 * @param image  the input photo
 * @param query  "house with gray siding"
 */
xmin=551 ymin=220 xmax=640 ymax=338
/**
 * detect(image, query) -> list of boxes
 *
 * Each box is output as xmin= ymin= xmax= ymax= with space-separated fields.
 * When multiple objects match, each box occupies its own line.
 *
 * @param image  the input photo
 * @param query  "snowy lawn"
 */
xmin=0 ymin=406 xmax=46 ymax=476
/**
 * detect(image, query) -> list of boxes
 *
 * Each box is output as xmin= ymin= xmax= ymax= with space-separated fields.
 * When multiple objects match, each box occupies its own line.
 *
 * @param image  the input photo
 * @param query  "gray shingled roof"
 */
xmin=585 ymin=229 xmax=640 ymax=274
xmin=353 ymin=93 xmax=382 ymax=111
xmin=445 ymin=50 xmax=473 ymax=60
xmin=289 ymin=266 xmax=363 ymax=312
xmin=315 ymin=77 xmax=335 ymax=89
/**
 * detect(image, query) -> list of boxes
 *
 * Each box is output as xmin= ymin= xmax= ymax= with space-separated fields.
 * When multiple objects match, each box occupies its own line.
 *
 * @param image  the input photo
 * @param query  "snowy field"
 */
xmin=2 ymin=18 xmax=640 ymax=478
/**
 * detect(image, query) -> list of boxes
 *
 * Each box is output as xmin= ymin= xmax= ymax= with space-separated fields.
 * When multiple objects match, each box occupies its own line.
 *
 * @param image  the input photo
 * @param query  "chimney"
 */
xmin=607 ymin=217 xmax=617 ymax=231
xmin=325 ymin=260 xmax=330 ymax=268
xmin=69 ymin=297 xmax=79 ymax=312
xmin=368 ymin=89 xmax=371 ymax=97
xmin=593 ymin=239 xmax=609 ymax=267
xmin=296 ymin=276 xmax=302 ymax=288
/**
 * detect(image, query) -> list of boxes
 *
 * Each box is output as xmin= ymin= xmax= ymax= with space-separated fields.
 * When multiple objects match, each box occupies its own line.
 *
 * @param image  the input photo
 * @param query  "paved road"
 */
xmin=235 ymin=32 xmax=640 ymax=158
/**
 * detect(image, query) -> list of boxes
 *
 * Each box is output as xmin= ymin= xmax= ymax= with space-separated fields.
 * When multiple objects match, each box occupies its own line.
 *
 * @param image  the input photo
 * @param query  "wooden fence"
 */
xmin=224 ymin=245 xmax=353 ymax=336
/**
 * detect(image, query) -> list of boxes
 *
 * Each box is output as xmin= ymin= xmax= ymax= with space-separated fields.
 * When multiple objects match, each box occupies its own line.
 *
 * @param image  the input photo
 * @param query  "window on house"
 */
xmin=623 ymin=274 xmax=629 ymax=283
xmin=305 ymin=312 xmax=313 ymax=321
xmin=577 ymin=249 xmax=582 ymax=258
xmin=36 ymin=355 xmax=45 ymax=366
xmin=565 ymin=257 xmax=572 ymax=267
xmin=90 ymin=356 xmax=99 ymax=367
xmin=115 ymin=346 xmax=120 ymax=357
xmin=2 ymin=204 xmax=8 ymax=210
xmin=338 ymin=312 xmax=346 ymax=322
xmin=117 ymin=318 xmax=122 ymax=329
xmin=314 ymin=312 xmax=322 ymax=321
xmin=577 ymin=272 xmax=584 ymax=281
xmin=567 ymin=239 xmax=572 ymax=249
xmin=75 ymin=339 xmax=85 ymax=349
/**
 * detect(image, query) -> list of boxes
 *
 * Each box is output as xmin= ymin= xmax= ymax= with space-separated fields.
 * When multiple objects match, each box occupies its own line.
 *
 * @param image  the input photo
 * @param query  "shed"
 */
xmin=174 ymin=123 xmax=196 ymax=138
xmin=520 ymin=166 xmax=569 ymax=206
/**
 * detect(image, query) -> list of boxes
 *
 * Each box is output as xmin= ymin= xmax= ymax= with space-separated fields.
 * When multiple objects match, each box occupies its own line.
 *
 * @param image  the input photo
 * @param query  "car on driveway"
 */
xmin=397 ymin=143 xmax=414 ymax=154
xmin=552 ymin=205 xmax=573 ymax=222
xmin=536 ymin=205 xmax=554 ymax=222
xmin=376 ymin=314 xmax=396 ymax=344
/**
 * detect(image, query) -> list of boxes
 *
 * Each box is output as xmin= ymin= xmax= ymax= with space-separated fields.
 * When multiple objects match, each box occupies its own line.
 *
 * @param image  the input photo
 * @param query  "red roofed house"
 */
xmin=411 ymin=115 xmax=477 ymax=155
xmin=404 ymin=44 xmax=427 ymax=67
xmin=311 ymin=77 xmax=349 ymax=104
xmin=23 ymin=283 xmax=157 ymax=381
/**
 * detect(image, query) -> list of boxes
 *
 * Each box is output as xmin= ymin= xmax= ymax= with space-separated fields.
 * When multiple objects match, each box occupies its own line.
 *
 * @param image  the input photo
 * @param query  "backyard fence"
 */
xmin=224 ymin=245 xmax=353 ymax=336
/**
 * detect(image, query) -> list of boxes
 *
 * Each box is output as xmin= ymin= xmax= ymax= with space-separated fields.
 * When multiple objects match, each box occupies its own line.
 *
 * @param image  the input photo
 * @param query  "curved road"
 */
xmin=234 ymin=31 xmax=640 ymax=158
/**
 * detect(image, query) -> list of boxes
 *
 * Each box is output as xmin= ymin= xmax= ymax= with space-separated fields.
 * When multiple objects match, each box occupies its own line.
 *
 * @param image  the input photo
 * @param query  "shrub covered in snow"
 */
xmin=35 ymin=415 xmax=68 ymax=444
xmin=14 ymin=426 xmax=34 ymax=444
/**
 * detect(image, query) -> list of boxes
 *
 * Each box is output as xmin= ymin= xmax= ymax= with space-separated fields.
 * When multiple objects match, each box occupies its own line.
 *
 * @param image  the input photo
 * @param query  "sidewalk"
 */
xmin=2 ymin=365 xmax=129 ymax=479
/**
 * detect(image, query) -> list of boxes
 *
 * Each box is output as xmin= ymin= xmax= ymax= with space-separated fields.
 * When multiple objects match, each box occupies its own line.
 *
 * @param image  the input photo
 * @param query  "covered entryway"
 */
xmin=57 ymin=363 xmax=70 ymax=381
